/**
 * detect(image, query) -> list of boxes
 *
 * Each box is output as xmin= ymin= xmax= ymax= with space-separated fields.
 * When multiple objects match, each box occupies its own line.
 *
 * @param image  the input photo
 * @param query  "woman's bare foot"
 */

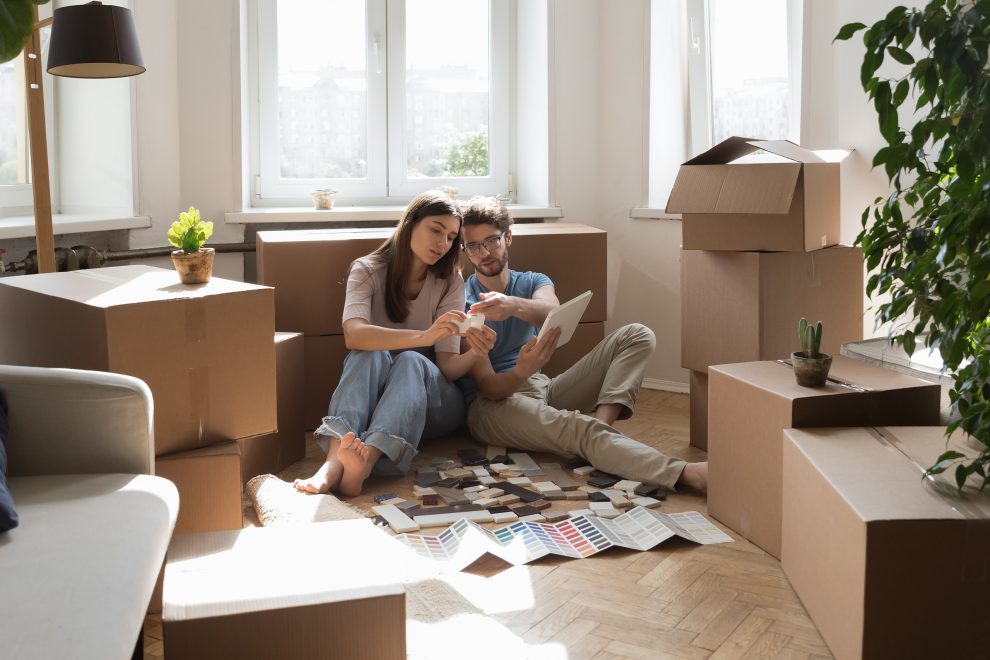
xmin=678 ymin=461 xmax=709 ymax=492
xmin=337 ymin=433 xmax=377 ymax=497
xmin=293 ymin=437 xmax=344 ymax=494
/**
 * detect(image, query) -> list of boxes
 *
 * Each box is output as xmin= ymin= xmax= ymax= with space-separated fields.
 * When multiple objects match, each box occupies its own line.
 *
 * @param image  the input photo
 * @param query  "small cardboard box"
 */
xmin=257 ymin=223 xmax=607 ymax=336
xmin=543 ymin=321 xmax=605 ymax=378
xmin=303 ymin=334 xmax=350 ymax=430
xmin=782 ymin=426 xmax=990 ymax=660
xmin=237 ymin=332 xmax=306 ymax=482
xmin=681 ymin=246 xmax=864 ymax=373
xmin=163 ymin=519 xmax=407 ymax=660
xmin=708 ymin=357 xmax=941 ymax=558
xmin=666 ymin=137 xmax=852 ymax=252
xmin=155 ymin=441 xmax=243 ymax=535
xmin=689 ymin=370 xmax=708 ymax=451
xmin=0 ymin=265 xmax=276 ymax=456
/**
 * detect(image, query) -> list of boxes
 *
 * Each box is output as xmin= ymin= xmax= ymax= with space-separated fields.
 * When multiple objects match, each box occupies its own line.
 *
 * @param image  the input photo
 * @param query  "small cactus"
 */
xmin=799 ymin=317 xmax=823 ymax=358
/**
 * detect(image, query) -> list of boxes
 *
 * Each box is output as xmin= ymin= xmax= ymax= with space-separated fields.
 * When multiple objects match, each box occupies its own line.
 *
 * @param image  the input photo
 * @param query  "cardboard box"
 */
xmin=782 ymin=426 xmax=990 ymax=660
xmin=163 ymin=519 xmax=406 ymax=660
xmin=303 ymin=334 xmax=350 ymax=430
xmin=257 ymin=223 xmax=607 ymax=335
xmin=689 ymin=370 xmax=708 ymax=451
xmin=708 ymin=356 xmax=941 ymax=558
xmin=681 ymin=246 xmax=864 ymax=373
xmin=666 ymin=137 xmax=852 ymax=252
xmin=542 ymin=321 xmax=605 ymax=378
xmin=460 ymin=223 xmax=607 ymax=324
xmin=155 ymin=441 xmax=243 ymax=534
xmin=0 ymin=265 xmax=276 ymax=455
xmin=238 ymin=332 xmax=306 ymax=482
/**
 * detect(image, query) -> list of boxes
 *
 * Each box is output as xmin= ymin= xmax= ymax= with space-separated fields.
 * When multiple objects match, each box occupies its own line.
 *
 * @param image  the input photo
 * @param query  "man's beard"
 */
xmin=476 ymin=251 xmax=508 ymax=277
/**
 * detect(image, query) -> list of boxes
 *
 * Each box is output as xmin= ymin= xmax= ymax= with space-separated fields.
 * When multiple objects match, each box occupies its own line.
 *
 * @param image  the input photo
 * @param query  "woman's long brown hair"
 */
xmin=358 ymin=190 xmax=463 ymax=323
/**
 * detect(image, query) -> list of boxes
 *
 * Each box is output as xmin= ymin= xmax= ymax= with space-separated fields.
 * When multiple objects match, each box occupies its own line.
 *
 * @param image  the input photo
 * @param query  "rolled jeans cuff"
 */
xmin=363 ymin=430 xmax=417 ymax=476
xmin=313 ymin=416 xmax=354 ymax=454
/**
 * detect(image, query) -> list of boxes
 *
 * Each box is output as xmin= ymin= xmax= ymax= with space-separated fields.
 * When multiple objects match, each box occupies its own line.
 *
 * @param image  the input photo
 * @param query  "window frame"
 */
xmin=250 ymin=0 xmax=510 ymax=206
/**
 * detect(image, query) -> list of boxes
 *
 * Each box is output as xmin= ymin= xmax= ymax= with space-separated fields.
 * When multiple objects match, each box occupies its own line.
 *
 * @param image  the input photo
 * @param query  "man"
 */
xmin=459 ymin=197 xmax=708 ymax=492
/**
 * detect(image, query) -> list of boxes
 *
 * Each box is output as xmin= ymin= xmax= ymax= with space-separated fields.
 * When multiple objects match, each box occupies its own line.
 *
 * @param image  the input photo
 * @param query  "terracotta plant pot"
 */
xmin=171 ymin=248 xmax=214 ymax=284
xmin=791 ymin=351 xmax=832 ymax=388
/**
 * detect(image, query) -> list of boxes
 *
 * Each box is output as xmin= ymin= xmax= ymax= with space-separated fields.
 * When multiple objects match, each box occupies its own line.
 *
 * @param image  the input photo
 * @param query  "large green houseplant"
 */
xmin=0 ymin=0 xmax=51 ymax=63
xmin=836 ymin=0 xmax=990 ymax=489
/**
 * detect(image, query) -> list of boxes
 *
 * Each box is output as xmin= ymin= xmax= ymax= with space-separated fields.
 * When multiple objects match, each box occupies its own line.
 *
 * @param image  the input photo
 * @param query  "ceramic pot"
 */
xmin=791 ymin=351 xmax=832 ymax=388
xmin=171 ymin=247 xmax=214 ymax=284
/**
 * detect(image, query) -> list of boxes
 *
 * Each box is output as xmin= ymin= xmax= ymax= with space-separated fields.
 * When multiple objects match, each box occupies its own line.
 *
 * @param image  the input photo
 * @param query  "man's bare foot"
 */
xmin=293 ymin=458 xmax=343 ymax=494
xmin=678 ymin=461 xmax=709 ymax=492
xmin=337 ymin=433 xmax=375 ymax=497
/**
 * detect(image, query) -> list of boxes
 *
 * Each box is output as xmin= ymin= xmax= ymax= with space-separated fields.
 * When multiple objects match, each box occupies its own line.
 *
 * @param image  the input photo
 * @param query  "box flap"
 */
xmin=748 ymin=140 xmax=826 ymax=164
xmin=714 ymin=163 xmax=800 ymax=214
xmin=665 ymin=165 xmax=728 ymax=213
xmin=684 ymin=136 xmax=762 ymax=165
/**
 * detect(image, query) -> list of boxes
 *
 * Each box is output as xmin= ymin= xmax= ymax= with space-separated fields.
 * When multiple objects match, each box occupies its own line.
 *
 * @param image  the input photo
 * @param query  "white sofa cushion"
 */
xmin=1 ymin=473 xmax=178 ymax=660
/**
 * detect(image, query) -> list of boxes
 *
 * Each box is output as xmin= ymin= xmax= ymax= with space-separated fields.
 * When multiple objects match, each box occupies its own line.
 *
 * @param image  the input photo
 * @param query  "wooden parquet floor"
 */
xmin=144 ymin=389 xmax=833 ymax=659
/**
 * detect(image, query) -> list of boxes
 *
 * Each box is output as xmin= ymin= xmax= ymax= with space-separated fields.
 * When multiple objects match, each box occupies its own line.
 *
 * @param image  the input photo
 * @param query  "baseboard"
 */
xmin=642 ymin=377 xmax=689 ymax=394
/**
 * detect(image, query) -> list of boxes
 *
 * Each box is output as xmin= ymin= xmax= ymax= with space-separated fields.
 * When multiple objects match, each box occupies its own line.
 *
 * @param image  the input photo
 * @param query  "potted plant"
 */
xmin=836 ymin=1 xmax=989 ymax=488
xmin=792 ymin=318 xmax=831 ymax=387
xmin=168 ymin=207 xmax=214 ymax=284
xmin=0 ymin=1 xmax=51 ymax=63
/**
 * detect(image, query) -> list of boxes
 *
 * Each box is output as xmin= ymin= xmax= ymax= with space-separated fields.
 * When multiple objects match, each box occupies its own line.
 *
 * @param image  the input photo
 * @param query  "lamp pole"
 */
xmin=23 ymin=6 xmax=56 ymax=274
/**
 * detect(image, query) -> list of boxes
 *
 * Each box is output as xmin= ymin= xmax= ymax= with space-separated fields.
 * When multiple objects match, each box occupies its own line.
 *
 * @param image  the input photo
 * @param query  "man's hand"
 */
xmin=511 ymin=327 xmax=561 ymax=379
xmin=463 ymin=325 xmax=497 ymax=358
xmin=469 ymin=291 xmax=519 ymax=322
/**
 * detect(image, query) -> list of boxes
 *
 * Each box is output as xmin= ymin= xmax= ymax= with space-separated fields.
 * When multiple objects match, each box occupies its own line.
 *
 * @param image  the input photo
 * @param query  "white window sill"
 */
xmin=0 ymin=213 xmax=152 ymax=240
xmin=225 ymin=204 xmax=563 ymax=224
xmin=629 ymin=208 xmax=682 ymax=221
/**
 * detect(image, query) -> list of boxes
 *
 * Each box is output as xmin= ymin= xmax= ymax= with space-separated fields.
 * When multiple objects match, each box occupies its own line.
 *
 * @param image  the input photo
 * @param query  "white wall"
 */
xmin=122 ymin=0 xmax=905 ymax=384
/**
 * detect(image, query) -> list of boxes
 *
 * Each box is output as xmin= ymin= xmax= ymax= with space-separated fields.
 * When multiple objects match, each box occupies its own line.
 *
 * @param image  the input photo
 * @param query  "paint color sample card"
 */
xmin=395 ymin=506 xmax=731 ymax=570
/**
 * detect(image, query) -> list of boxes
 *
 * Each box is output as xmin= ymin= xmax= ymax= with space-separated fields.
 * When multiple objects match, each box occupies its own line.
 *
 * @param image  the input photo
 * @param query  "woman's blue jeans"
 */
xmin=314 ymin=350 xmax=466 ymax=475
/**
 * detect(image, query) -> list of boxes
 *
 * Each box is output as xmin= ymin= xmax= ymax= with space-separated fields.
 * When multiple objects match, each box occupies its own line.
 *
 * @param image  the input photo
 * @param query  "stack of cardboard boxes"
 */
xmin=256 ymin=222 xmax=609 ymax=430
xmin=0 ymin=265 xmax=285 ymax=534
xmin=666 ymin=136 xmax=866 ymax=450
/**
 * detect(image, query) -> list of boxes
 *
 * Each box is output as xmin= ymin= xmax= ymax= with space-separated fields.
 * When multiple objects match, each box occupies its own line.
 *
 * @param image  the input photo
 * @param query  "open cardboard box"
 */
xmin=708 ymin=356 xmax=941 ymax=558
xmin=666 ymin=137 xmax=853 ymax=252
xmin=782 ymin=426 xmax=990 ymax=660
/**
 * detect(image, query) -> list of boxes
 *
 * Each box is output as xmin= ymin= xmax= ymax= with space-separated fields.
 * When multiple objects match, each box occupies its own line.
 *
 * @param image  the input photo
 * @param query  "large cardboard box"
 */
xmin=257 ymin=228 xmax=393 ymax=336
xmin=689 ymin=370 xmax=708 ymax=451
xmin=0 ymin=265 xmax=276 ymax=455
xmin=681 ymin=246 xmax=864 ymax=373
xmin=303 ymin=334 xmax=350 ymax=430
xmin=708 ymin=357 xmax=941 ymax=558
xmin=238 ymin=332 xmax=306 ymax=481
xmin=782 ymin=426 xmax=990 ymax=660
xmin=257 ymin=223 xmax=607 ymax=335
xmin=666 ymin=137 xmax=852 ymax=252
xmin=543 ymin=321 xmax=605 ymax=378
xmin=460 ymin=223 xmax=607 ymax=325
xmin=163 ymin=519 xmax=406 ymax=660
xmin=155 ymin=441 xmax=243 ymax=535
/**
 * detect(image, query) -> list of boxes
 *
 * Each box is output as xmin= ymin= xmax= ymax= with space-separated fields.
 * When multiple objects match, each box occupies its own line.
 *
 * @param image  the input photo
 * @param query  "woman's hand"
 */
xmin=421 ymin=310 xmax=467 ymax=345
xmin=463 ymin=325 xmax=497 ymax=358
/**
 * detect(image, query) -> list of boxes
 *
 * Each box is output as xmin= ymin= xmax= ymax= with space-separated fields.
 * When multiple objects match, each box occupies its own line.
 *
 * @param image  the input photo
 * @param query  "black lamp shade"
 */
xmin=47 ymin=2 xmax=145 ymax=78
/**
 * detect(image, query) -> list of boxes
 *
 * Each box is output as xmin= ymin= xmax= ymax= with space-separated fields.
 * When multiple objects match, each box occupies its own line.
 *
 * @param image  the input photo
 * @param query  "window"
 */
xmin=685 ymin=0 xmax=801 ymax=155
xmin=0 ymin=35 xmax=45 ymax=214
xmin=251 ymin=0 xmax=509 ymax=205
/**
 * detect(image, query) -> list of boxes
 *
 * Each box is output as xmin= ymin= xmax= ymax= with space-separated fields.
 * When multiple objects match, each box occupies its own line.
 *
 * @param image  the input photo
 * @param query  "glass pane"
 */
xmin=0 ymin=59 xmax=28 ymax=185
xmin=709 ymin=0 xmax=790 ymax=143
xmin=405 ymin=0 xmax=489 ymax=179
xmin=276 ymin=0 xmax=367 ymax=179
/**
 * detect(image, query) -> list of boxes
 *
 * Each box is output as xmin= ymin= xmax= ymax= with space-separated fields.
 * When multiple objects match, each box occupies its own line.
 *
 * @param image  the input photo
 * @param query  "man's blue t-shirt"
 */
xmin=460 ymin=270 xmax=553 ymax=402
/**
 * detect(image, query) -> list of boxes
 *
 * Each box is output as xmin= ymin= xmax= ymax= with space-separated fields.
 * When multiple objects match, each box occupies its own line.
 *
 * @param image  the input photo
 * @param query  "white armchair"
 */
xmin=0 ymin=365 xmax=179 ymax=660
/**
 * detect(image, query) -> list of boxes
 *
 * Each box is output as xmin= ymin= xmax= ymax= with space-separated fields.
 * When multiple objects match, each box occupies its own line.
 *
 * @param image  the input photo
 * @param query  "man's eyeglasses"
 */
xmin=462 ymin=233 xmax=505 ymax=256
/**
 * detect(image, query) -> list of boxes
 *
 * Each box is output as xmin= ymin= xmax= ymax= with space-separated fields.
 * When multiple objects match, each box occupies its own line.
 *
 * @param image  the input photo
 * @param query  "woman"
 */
xmin=294 ymin=190 xmax=493 ymax=496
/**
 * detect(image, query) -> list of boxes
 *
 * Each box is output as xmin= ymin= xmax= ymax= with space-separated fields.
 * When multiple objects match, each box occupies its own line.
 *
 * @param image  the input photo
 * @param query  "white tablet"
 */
xmin=537 ymin=290 xmax=593 ymax=348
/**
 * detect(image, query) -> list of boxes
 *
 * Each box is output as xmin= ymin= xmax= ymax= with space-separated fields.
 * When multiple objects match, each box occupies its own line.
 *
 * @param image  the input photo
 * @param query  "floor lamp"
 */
xmin=22 ymin=1 xmax=145 ymax=274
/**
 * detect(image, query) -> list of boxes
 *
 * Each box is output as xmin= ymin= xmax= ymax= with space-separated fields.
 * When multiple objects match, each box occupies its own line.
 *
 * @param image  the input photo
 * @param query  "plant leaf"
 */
xmin=886 ymin=46 xmax=915 ymax=65
xmin=834 ymin=22 xmax=867 ymax=42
